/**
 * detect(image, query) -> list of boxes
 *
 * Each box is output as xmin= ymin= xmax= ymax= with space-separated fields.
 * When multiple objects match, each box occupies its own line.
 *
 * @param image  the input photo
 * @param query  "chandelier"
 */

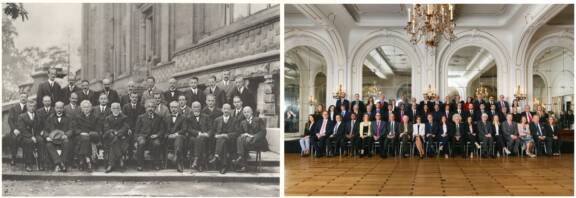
xmin=405 ymin=4 xmax=456 ymax=48
xmin=368 ymin=81 xmax=381 ymax=98
xmin=332 ymin=84 xmax=346 ymax=99
xmin=423 ymin=84 xmax=437 ymax=100
xmin=514 ymin=85 xmax=527 ymax=101
xmin=475 ymin=83 xmax=489 ymax=98
xmin=308 ymin=96 xmax=317 ymax=106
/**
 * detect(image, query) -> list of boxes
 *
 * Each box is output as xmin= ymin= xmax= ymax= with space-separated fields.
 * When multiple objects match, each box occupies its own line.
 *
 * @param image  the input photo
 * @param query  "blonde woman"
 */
xmin=357 ymin=114 xmax=373 ymax=157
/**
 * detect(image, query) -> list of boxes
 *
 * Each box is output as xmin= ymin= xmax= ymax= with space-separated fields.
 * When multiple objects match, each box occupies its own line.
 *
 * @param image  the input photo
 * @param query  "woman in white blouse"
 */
xmin=413 ymin=116 xmax=426 ymax=159
xmin=518 ymin=116 xmax=536 ymax=158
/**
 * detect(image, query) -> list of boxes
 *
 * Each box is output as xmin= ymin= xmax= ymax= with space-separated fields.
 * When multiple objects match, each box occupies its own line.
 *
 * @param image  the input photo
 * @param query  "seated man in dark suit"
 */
xmin=134 ymin=100 xmax=166 ymax=171
xmin=164 ymin=101 xmax=186 ymax=172
xmin=382 ymin=114 xmax=399 ymax=158
xmin=187 ymin=101 xmax=210 ymax=172
xmin=64 ymin=92 xmax=81 ymax=119
xmin=210 ymin=103 xmax=238 ymax=174
xmin=371 ymin=112 xmax=385 ymax=158
xmin=102 ymin=102 xmax=129 ymax=173
xmin=13 ymin=99 xmax=44 ymax=172
xmin=311 ymin=111 xmax=333 ymax=157
xmin=544 ymin=116 xmax=561 ymax=155
xmin=75 ymin=100 xmax=102 ymax=171
xmin=178 ymin=95 xmax=193 ymax=119
xmin=476 ymin=113 xmax=494 ymax=158
xmin=530 ymin=114 xmax=551 ymax=156
xmin=7 ymin=92 xmax=28 ymax=166
xmin=43 ymin=101 xmax=73 ymax=172
xmin=327 ymin=114 xmax=345 ymax=157
xmin=121 ymin=92 xmax=145 ymax=160
xmin=35 ymin=95 xmax=55 ymax=169
xmin=204 ymin=75 xmax=227 ymax=108
xmin=450 ymin=114 xmax=467 ymax=158
xmin=342 ymin=113 xmax=359 ymax=155
xmin=93 ymin=93 xmax=112 ymax=121
xmin=232 ymin=106 xmax=267 ymax=172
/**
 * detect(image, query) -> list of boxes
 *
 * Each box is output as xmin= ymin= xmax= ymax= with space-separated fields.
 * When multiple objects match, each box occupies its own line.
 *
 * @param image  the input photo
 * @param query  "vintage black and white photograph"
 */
xmin=2 ymin=2 xmax=280 ymax=196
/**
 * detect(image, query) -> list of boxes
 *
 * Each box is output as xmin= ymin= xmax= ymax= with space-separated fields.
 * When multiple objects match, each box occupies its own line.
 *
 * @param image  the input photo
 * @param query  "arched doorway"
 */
xmin=447 ymin=46 xmax=498 ymax=100
xmin=361 ymin=46 xmax=412 ymax=102
xmin=533 ymin=46 xmax=574 ymax=113
xmin=314 ymin=72 xmax=327 ymax=106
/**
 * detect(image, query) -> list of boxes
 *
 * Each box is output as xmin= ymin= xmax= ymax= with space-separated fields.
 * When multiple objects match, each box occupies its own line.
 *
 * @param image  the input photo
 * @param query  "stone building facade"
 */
xmin=80 ymin=3 xmax=280 ymax=128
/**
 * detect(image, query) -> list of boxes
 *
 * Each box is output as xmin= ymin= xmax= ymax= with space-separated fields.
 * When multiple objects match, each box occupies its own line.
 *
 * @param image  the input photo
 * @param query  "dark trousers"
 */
xmin=479 ymin=137 xmax=494 ymax=157
xmin=552 ymin=137 xmax=561 ymax=154
xmin=214 ymin=136 xmax=232 ymax=166
xmin=102 ymin=131 xmax=128 ymax=166
xmin=46 ymin=139 xmax=70 ymax=165
xmin=534 ymin=137 xmax=552 ymax=155
xmin=236 ymin=134 xmax=258 ymax=166
xmin=399 ymin=134 xmax=411 ymax=156
xmin=438 ymin=136 xmax=450 ymax=155
xmin=382 ymin=137 xmax=396 ymax=156
xmin=494 ymin=135 xmax=506 ymax=155
xmin=507 ymin=137 xmax=520 ymax=155
xmin=451 ymin=136 xmax=464 ymax=157
xmin=313 ymin=135 xmax=328 ymax=156
xmin=135 ymin=135 xmax=162 ymax=166
xmin=355 ymin=137 xmax=373 ymax=155
xmin=327 ymin=136 xmax=343 ymax=155
xmin=8 ymin=135 xmax=38 ymax=165
xmin=75 ymin=131 xmax=100 ymax=157
xmin=190 ymin=136 xmax=209 ymax=162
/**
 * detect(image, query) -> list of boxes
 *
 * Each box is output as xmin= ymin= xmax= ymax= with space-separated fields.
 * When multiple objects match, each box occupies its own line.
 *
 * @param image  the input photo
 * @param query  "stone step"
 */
xmin=3 ymin=163 xmax=280 ymax=183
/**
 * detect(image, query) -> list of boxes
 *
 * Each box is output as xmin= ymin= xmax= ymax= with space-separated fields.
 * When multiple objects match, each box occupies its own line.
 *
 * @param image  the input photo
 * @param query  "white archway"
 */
xmin=349 ymin=28 xmax=425 ymax=100
xmin=437 ymin=28 xmax=511 ymax=99
xmin=525 ymin=31 xmax=574 ymax=106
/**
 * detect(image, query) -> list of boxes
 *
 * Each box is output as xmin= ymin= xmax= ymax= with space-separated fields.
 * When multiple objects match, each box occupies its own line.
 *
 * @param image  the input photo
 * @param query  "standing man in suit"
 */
xmin=473 ymin=95 xmax=485 ymax=111
xmin=76 ymin=100 xmax=102 ymax=172
xmin=496 ymin=95 xmax=510 ymax=113
xmin=530 ymin=114 xmax=551 ymax=156
xmin=312 ymin=111 xmax=333 ymax=157
xmin=210 ymin=103 xmax=236 ymax=174
xmin=102 ymin=102 xmax=130 ymax=173
xmin=178 ymin=95 xmax=193 ymax=119
xmin=371 ymin=112 xmax=385 ymax=158
xmin=383 ymin=114 xmax=399 ymax=158
xmin=101 ymin=78 xmax=120 ymax=106
xmin=187 ymin=101 xmax=210 ymax=172
xmin=339 ymin=104 xmax=351 ymax=122
xmin=164 ymin=101 xmax=186 ymax=172
xmin=183 ymin=77 xmax=205 ymax=107
xmin=218 ymin=70 xmax=236 ymax=103
xmin=232 ymin=106 xmax=268 ymax=172
xmin=451 ymin=115 xmax=466 ymax=158
xmin=343 ymin=113 xmax=358 ymax=155
xmin=230 ymin=76 xmax=255 ymax=111
xmin=231 ymin=96 xmax=245 ymax=120
xmin=77 ymin=80 xmax=98 ymax=106
xmin=164 ymin=78 xmax=182 ymax=105
xmin=121 ymin=92 xmax=145 ymax=134
xmin=134 ymin=100 xmax=166 ymax=171
xmin=61 ymin=77 xmax=80 ymax=105
xmin=36 ymin=67 xmax=63 ymax=108
xmin=327 ymin=114 xmax=345 ymax=156
xmin=43 ymin=101 xmax=73 ymax=172
xmin=64 ymin=92 xmax=81 ymax=119
xmin=120 ymin=81 xmax=141 ymax=107
xmin=141 ymin=76 xmax=164 ymax=106
xmin=477 ymin=113 xmax=494 ymax=158
xmin=14 ymin=99 xmax=45 ymax=171
xmin=335 ymin=93 xmax=350 ymax=115
xmin=93 ymin=93 xmax=112 ymax=122
xmin=6 ymin=93 xmax=28 ymax=165
xmin=204 ymin=75 xmax=226 ymax=108
xmin=522 ymin=105 xmax=534 ymax=123
xmin=153 ymin=93 xmax=170 ymax=118
xmin=202 ymin=94 xmax=223 ymax=128
xmin=351 ymin=93 xmax=366 ymax=114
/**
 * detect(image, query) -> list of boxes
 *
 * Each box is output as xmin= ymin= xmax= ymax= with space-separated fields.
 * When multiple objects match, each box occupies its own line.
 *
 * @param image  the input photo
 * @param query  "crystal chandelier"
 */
xmin=368 ymin=81 xmax=381 ymax=98
xmin=475 ymin=83 xmax=489 ymax=98
xmin=332 ymin=84 xmax=346 ymax=99
xmin=405 ymin=4 xmax=456 ymax=48
xmin=423 ymin=84 xmax=437 ymax=100
xmin=514 ymin=85 xmax=526 ymax=101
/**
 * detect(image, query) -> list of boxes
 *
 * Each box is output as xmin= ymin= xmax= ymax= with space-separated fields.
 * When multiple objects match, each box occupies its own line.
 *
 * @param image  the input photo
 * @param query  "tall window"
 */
xmin=230 ymin=4 xmax=277 ymax=23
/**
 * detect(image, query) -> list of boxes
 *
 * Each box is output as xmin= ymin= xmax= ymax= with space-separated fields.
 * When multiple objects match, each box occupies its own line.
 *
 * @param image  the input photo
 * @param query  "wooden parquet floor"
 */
xmin=284 ymin=154 xmax=574 ymax=196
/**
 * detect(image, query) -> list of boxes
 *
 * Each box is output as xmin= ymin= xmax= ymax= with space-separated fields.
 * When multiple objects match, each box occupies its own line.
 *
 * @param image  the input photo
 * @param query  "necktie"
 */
xmin=30 ymin=113 xmax=34 ymax=120
xmin=391 ymin=122 xmax=395 ymax=136
xmin=538 ymin=124 xmax=542 ymax=136
xmin=377 ymin=122 xmax=381 ymax=136
xmin=333 ymin=123 xmax=339 ymax=135
xmin=320 ymin=120 xmax=327 ymax=136
xmin=350 ymin=121 xmax=354 ymax=134
xmin=196 ymin=116 xmax=199 ymax=122
xmin=528 ymin=113 xmax=532 ymax=122
xmin=495 ymin=124 xmax=499 ymax=135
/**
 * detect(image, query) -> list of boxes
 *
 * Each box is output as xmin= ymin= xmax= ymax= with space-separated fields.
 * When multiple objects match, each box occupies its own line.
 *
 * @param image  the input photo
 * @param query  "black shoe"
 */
xmin=105 ymin=165 xmax=113 ymax=173
xmin=237 ymin=166 xmax=247 ymax=172
xmin=219 ymin=167 xmax=227 ymax=174
xmin=137 ymin=166 xmax=143 ymax=171
xmin=60 ymin=163 xmax=67 ymax=172
xmin=25 ymin=165 xmax=32 ymax=172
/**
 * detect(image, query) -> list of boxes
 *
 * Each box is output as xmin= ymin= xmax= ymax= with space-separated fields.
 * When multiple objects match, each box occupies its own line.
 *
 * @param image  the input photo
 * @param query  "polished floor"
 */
xmin=285 ymin=153 xmax=574 ymax=196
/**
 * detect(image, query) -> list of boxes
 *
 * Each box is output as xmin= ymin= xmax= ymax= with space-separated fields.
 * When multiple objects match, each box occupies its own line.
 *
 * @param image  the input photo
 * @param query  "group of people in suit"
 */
xmin=6 ymin=68 xmax=268 ymax=174
xmin=299 ymin=93 xmax=564 ymax=159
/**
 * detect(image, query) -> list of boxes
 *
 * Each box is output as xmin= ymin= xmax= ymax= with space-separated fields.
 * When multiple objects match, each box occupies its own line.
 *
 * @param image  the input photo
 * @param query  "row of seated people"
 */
xmin=6 ymin=91 xmax=267 ymax=174
xmin=300 ymin=110 xmax=561 ymax=159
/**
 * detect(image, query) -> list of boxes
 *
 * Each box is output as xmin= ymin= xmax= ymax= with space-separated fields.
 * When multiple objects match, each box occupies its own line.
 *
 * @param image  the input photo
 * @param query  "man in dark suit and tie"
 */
xmin=77 ymin=80 xmax=99 ymax=106
xmin=477 ymin=113 xmax=494 ymax=158
xmin=61 ymin=77 xmax=80 ymax=105
xmin=312 ymin=111 xmax=333 ymax=158
xmin=163 ymin=78 xmax=182 ymax=105
xmin=231 ymin=96 xmax=245 ymax=121
xmin=350 ymin=93 xmax=366 ymax=114
xmin=101 ymin=78 xmax=120 ymax=106
xmin=178 ymin=95 xmax=193 ymax=119
xmin=339 ymin=104 xmax=351 ymax=122
xmin=473 ymin=95 xmax=485 ymax=111
xmin=183 ymin=77 xmax=206 ymax=107
xmin=43 ymin=101 xmax=73 ymax=172
xmin=408 ymin=103 xmax=419 ymax=123
xmin=372 ymin=112 xmax=385 ymax=158
xmin=432 ymin=104 xmax=443 ymax=123
xmin=496 ymin=95 xmax=510 ymax=113
xmin=36 ymin=67 xmax=63 ymax=109
xmin=13 ymin=99 xmax=44 ymax=171
xmin=210 ymin=103 xmax=237 ymax=174
xmin=76 ymin=100 xmax=102 ymax=172
xmin=232 ymin=106 xmax=268 ymax=172
xmin=343 ymin=113 xmax=359 ymax=155
xmin=64 ymin=92 xmax=81 ymax=120
xmin=93 ymin=93 xmax=112 ymax=122
xmin=122 ymin=92 xmax=145 ymax=134
xmin=377 ymin=95 xmax=388 ymax=111
xmin=141 ymin=76 xmax=164 ymax=107
xmin=204 ymin=75 xmax=227 ymax=108
xmin=218 ymin=70 xmax=236 ymax=103
xmin=102 ymin=102 xmax=130 ymax=173
xmin=163 ymin=101 xmax=186 ymax=172
xmin=134 ymin=100 xmax=166 ymax=171
xmin=327 ymin=114 xmax=345 ymax=156
xmin=382 ymin=114 xmax=399 ymax=158
xmin=335 ymin=93 xmax=350 ymax=115
xmin=230 ymin=76 xmax=255 ymax=111
xmin=522 ymin=105 xmax=534 ymax=123
xmin=6 ymin=93 xmax=28 ymax=165
xmin=530 ymin=115 xmax=551 ymax=156
xmin=188 ymin=101 xmax=210 ymax=172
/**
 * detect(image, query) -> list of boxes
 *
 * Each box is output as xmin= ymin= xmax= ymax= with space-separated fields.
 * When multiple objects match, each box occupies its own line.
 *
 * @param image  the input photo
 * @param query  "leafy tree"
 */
xmin=3 ymin=3 xmax=28 ymax=21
